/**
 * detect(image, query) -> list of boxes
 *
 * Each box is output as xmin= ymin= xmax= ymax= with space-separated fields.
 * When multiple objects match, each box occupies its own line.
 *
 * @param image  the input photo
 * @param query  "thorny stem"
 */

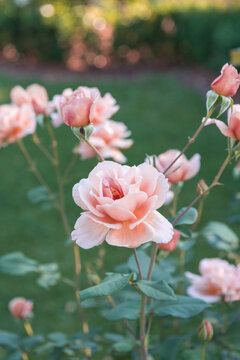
xmin=45 ymin=122 xmax=91 ymax=350
xmin=32 ymin=133 xmax=54 ymax=164
xmin=133 ymin=248 xmax=143 ymax=280
xmin=79 ymin=133 xmax=104 ymax=162
xmin=201 ymin=343 xmax=206 ymax=360
xmin=17 ymin=139 xmax=58 ymax=210
xmin=163 ymin=106 xmax=216 ymax=176
xmin=63 ymin=151 xmax=79 ymax=182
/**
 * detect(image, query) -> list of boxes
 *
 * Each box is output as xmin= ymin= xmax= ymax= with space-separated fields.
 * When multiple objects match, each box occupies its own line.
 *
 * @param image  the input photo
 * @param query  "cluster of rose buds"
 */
xmin=185 ymin=258 xmax=240 ymax=303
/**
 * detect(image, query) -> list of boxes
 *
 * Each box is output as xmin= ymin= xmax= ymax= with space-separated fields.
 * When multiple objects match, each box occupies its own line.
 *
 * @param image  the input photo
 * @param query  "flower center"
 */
xmin=102 ymin=177 xmax=124 ymax=200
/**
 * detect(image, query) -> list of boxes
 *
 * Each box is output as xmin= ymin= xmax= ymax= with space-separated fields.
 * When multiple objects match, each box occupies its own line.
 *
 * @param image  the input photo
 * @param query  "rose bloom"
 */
xmin=74 ymin=120 xmax=133 ymax=163
xmin=185 ymin=258 xmax=239 ymax=303
xmin=11 ymin=84 xmax=48 ymax=115
xmin=72 ymin=161 xmax=173 ymax=248
xmin=47 ymin=88 xmax=73 ymax=127
xmin=0 ymin=104 xmax=36 ymax=147
xmin=147 ymin=150 xmax=201 ymax=184
xmin=205 ymin=104 xmax=240 ymax=140
xmin=60 ymin=86 xmax=119 ymax=127
xmin=159 ymin=229 xmax=180 ymax=251
xmin=9 ymin=297 xmax=33 ymax=319
xmin=211 ymin=63 xmax=240 ymax=98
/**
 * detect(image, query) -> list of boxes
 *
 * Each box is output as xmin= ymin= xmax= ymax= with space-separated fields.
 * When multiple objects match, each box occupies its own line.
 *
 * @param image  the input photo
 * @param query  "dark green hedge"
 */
xmin=0 ymin=3 xmax=239 ymax=70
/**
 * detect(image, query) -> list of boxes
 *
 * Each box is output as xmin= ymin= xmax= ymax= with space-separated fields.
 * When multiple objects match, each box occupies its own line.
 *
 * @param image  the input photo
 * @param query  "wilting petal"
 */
xmin=72 ymin=214 xmax=108 ymax=249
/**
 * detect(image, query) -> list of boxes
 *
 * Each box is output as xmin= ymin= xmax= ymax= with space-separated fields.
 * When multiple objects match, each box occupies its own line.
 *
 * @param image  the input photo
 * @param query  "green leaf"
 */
xmin=0 ymin=331 xmax=19 ymax=349
xmin=103 ymin=301 xmax=140 ymax=321
xmin=172 ymin=207 xmax=198 ymax=226
xmin=79 ymin=273 xmax=132 ymax=302
xmin=0 ymin=252 xmax=38 ymax=275
xmin=137 ymin=280 xmax=175 ymax=301
xmin=206 ymin=90 xmax=219 ymax=112
xmin=217 ymin=96 xmax=231 ymax=117
xmin=202 ymin=221 xmax=239 ymax=251
xmin=178 ymin=239 xmax=196 ymax=251
xmin=48 ymin=332 xmax=68 ymax=347
xmin=112 ymin=339 xmax=135 ymax=352
xmin=37 ymin=271 xmax=60 ymax=289
xmin=5 ymin=351 xmax=22 ymax=360
xmin=104 ymin=333 xmax=125 ymax=343
xmin=155 ymin=295 xmax=209 ymax=318
xmin=21 ymin=335 xmax=44 ymax=350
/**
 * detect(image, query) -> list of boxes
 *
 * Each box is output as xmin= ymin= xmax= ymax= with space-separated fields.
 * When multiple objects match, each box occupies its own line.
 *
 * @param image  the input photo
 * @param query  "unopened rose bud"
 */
xmin=197 ymin=179 xmax=208 ymax=195
xmin=159 ymin=229 xmax=180 ymax=252
xmin=211 ymin=63 xmax=240 ymax=98
xmin=9 ymin=297 xmax=33 ymax=320
xmin=198 ymin=319 xmax=214 ymax=344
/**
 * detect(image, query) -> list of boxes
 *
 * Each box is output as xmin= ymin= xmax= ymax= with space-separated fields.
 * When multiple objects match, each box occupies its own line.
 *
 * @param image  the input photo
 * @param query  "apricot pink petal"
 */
xmin=72 ymin=180 xmax=104 ymax=217
xmin=186 ymin=154 xmax=201 ymax=180
xmin=106 ymin=210 xmax=173 ymax=248
xmin=211 ymin=63 xmax=240 ymax=97
xmin=230 ymin=112 xmax=240 ymax=139
xmin=71 ymin=214 xmax=108 ymax=249
xmin=204 ymin=118 xmax=234 ymax=138
xmin=98 ymin=203 xmax=137 ymax=222
xmin=186 ymin=284 xmax=221 ymax=303
xmin=11 ymin=86 xmax=31 ymax=106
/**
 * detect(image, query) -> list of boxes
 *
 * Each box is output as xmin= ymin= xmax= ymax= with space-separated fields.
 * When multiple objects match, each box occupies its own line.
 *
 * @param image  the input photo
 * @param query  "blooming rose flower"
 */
xmin=0 ymin=104 xmax=36 ymax=147
xmin=74 ymin=120 xmax=133 ymax=163
xmin=159 ymin=229 xmax=180 ymax=251
xmin=211 ymin=63 xmax=240 ymax=98
xmin=185 ymin=258 xmax=239 ymax=303
xmin=147 ymin=150 xmax=201 ymax=184
xmin=204 ymin=104 xmax=240 ymax=140
xmin=72 ymin=161 xmax=173 ymax=248
xmin=9 ymin=297 xmax=33 ymax=319
xmin=60 ymin=86 xmax=119 ymax=127
xmin=11 ymin=84 xmax=48 ymax=115
xmin=47 ymin=88 xmax=73 ymax=127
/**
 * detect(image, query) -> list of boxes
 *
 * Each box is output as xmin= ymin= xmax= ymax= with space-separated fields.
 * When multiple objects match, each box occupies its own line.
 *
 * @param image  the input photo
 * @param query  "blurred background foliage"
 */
xmin=0 ymin=0 xmax=240 ymax=71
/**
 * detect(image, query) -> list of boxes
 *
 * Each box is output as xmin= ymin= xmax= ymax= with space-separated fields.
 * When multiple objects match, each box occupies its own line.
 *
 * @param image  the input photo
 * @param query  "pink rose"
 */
xmin=9 ymin=297 xmax=33 ymax=319
xmin=74 ymin=120 xmax=133 ymax=163
xmin=185 ymin=258 xmax=239 ymax=303
xmin=204 ymin=104 xmax=240 ymax=140
xmin=0 ymin=104 xmax=36 ymax=147
xmin=11 ymin=84 xmax=48 ymax=115
xmin=47 ymin=88 xmax=73 ymax=127
xmin=211 ymin=63 xmax=240 ymax=97
xmin=148 ymin=150 xmax=201 ymax=184
xmin=159 ymin=229 xmax=180 ymax=251
xmin=72 ymin=161 xmax=173 ymax=248
xmin=60 ymin=86 xmax=119 ymax=127
xmin=90 ymin=93 xmax=119 ymax=125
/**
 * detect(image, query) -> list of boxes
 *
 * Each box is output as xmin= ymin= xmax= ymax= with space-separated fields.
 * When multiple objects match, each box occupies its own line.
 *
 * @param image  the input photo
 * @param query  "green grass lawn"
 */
xmin=0 ymin=71 xmax=239 ymax=357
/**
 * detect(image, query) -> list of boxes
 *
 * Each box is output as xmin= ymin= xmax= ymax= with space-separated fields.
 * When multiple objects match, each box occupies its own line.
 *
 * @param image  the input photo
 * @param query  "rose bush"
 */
xmin=0 ymin=66 xmax=240 ymax=360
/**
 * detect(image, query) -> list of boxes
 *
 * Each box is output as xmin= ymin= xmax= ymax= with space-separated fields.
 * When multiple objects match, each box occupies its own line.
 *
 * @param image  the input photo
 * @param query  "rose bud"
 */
xmin=159 ymin=229 xmax=180 ymax=252
xmin=198 ymin=319 xmax=214 ymax=343
xmin=60 ymin=87 xmax=99 ymax=127
xmin=9 ymin=297 xmax=33 ymax=320
xmin=211 ymin=63 xmax=240 ymax=98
